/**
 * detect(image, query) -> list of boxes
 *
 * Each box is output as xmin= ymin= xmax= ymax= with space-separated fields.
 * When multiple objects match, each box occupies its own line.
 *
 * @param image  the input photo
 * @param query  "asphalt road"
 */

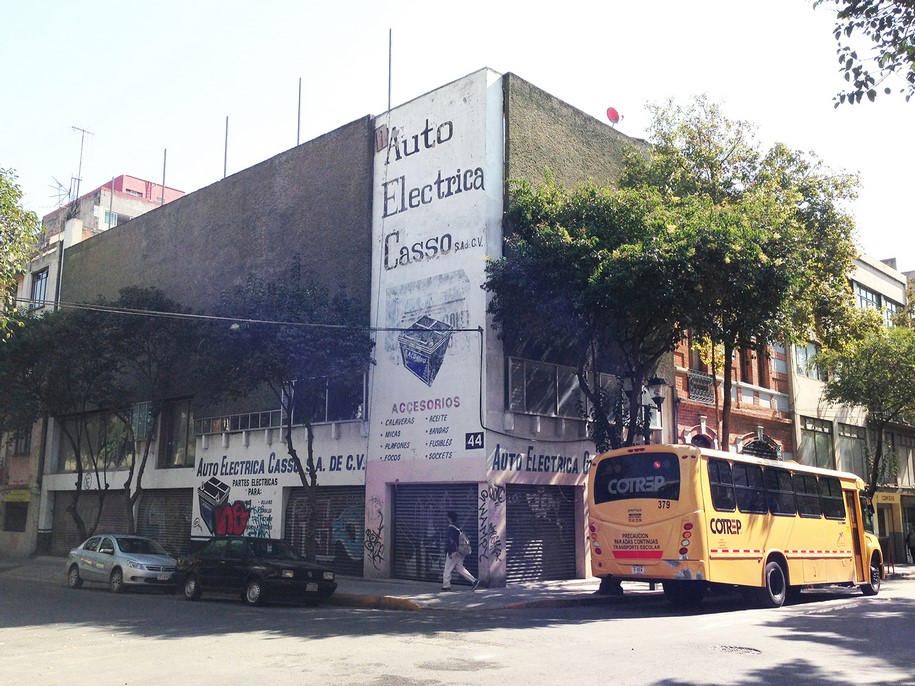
xmin=1 ymin=574 xmax=913 ymax=685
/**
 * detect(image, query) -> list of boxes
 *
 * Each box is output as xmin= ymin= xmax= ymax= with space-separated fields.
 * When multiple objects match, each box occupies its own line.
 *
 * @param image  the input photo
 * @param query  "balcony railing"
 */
xmin=687 ymin=370 xmax=715 ymax=404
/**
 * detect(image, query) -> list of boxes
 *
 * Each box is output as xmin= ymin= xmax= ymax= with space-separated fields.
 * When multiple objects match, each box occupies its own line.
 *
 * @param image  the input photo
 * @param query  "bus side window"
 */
xmin=818 ymin=476 xmax=846 ymax=519
xmin=708 ymin=459 xmax=736 ymax=511
xmin=764 ymin=467 xmax=797 ymax=516
xmin=733 ymin=463 xmax=768 ymax=514
xmin=793 ymin=473 xmax=822 ymax=518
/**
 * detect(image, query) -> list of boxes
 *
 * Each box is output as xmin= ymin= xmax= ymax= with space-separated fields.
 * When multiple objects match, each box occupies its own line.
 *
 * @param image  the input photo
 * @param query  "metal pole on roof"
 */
xmin=388 ymin=29 xmax=392 ymax=113
xmin=297 ymin=77 xmax=302 ymax=146
xmin=161 ymin=148 xmax=167 ymax=205
xmin=71 ymin=125 xmax=94 ymax=200
xmin=224 ymin=116 xmax=229 ymax=179
xmin=108 ymin=176 xmax=114 ymax=228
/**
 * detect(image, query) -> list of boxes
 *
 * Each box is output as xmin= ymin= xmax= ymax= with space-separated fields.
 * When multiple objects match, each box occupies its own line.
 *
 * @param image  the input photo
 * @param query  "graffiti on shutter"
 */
xmin=505 ymin=484 xmax=576 ymax=582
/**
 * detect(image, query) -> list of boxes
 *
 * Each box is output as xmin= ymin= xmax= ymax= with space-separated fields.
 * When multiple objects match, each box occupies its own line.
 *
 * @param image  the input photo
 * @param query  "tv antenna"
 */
xmin=49 ymin=177 xmax=70 ymax=207
xmin=71 ymin=125 xmax=94 ymax=200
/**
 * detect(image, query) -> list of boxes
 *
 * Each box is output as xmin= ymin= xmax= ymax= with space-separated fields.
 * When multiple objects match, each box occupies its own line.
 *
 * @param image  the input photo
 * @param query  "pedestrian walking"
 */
xmin=442 ymin=510 xmax=479 ymax=591
xmin=906 ymin=523 xmax=915 ymax=565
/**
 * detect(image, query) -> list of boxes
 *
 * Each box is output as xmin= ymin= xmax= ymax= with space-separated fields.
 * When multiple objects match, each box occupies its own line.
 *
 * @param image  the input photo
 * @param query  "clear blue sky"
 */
xmin=2 ymin=0 xmax=911 ymax=271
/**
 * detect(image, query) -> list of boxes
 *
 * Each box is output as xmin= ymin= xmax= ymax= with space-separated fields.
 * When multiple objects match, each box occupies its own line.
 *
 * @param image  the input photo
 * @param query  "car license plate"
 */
xmin=306 ymin=582 xmax=318 ymax=592
xmin=631 ymin=565 xmax=645 ymax=575
xmin=157 ymin=573 xmax=170 ymax=581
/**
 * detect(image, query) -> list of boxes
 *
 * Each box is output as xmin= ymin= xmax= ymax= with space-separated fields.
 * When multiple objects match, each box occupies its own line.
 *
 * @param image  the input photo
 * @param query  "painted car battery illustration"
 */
xmin=398 ymin=316 xmax=453 ymax=386
xmin=198 ymin=477 xmax=230 ymax=534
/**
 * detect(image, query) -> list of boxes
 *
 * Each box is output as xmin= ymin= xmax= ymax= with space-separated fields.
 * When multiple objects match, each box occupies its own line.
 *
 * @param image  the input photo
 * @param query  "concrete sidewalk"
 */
xmin=1 ymin=555 xmax=912 ymax=612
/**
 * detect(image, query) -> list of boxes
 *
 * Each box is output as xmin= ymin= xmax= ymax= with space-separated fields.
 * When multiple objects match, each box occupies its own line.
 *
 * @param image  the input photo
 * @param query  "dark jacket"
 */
xmin=445 ymin=524 xmax=460 ymax=554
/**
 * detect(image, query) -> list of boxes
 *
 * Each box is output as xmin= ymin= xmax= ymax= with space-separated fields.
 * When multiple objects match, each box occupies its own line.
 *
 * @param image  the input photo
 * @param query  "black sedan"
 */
xmin=180 ymin=537 xmax=336 ymax=606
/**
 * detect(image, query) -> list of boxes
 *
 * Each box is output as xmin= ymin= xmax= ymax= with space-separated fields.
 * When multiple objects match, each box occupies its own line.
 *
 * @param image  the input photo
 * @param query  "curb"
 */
xmin=328 ymin=592 xmax=423 ymax=611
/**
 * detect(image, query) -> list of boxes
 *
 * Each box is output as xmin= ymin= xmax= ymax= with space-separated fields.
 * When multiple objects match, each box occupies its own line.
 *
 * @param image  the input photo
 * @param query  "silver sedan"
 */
xmin=66 ymin=534 xmax=177 ymax=593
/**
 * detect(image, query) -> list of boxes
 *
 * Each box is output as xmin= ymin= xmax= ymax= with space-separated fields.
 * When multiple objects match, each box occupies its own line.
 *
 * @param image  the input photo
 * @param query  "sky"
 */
xmin=2 ymin=0 xmax=912 ymax=272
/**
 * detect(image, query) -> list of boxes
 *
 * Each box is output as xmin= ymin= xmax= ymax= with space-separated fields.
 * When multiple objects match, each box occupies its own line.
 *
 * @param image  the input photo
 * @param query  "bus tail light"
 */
xmin=589 ymin=524 xmax=596 ymax=533
xmin=679 ymin=547 xmax=688 ymax=555
xmin=594 ymin=548 xmax=603 ymax=556
xmin=683 ymin=522 xmax=693 ymax=530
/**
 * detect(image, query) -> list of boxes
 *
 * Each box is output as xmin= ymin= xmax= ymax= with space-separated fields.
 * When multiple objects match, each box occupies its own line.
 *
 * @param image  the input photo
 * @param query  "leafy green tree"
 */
xmin=816 ymin=0 xmax=915 ymax=105
xmin=0 ymin=287 xmax=211 ymax=537
xmin=485 ymin=177 xmax=703 ymax=449
xmin=818 ymin=326 xmax=915 ymax=496
xmin=0 ymin=306 xmax=126 ymax=540
xmin=0 ymin=168 xmax=41 ymax=336
xmin=622 ymin=97 xmax=859 ymax=447
xmin=102 ymin=287 xmax=209 ymax=533
xmin=211 ymin=262 xmax=372 ymax=558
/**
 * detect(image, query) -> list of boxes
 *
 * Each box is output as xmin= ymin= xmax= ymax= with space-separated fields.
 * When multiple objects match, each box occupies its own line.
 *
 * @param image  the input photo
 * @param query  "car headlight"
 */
xmin=125 ymin=560 xmax=145 ymax=569
xmin=323 ymin=571 xmax=334 ymax=581
xmin=281 ymin=569 xmax=294 ymax=579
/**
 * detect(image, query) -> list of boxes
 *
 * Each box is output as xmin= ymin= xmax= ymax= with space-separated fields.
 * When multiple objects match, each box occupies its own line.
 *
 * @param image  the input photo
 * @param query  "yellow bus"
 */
xmin=587 ymin=444 xmax=884 ymax=607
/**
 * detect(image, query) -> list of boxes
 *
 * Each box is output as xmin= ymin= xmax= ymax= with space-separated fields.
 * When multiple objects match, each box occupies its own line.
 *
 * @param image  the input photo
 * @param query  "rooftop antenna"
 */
xmin=224 ymin=115 xmax=229 ymax=179
xmin=71 ymin=125 xmax=94 ymax=200
xmin=297 ymin=77 xmax=302 ymax=146
xmin=606 ymin=107 xmax=622 ymax=128
xmin=49 ymin=177 xmax=70 ymax=207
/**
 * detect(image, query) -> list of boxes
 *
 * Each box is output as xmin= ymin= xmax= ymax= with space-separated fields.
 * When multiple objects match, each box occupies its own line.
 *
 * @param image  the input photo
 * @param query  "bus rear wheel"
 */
xmin=860 ymin=555 xmax=881 ymax=596
xmin=663 ymin=580 xmax=704 ymax=608
xmin=756 ymin=560 xmax=787 ymax=608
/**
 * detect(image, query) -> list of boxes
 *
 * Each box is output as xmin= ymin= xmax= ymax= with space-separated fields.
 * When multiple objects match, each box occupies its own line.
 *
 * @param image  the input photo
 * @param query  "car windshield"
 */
xmin=248 ymin=539 xmax=302 ymax=560
xmin=116 ymin=537 xmax=167 ymax=555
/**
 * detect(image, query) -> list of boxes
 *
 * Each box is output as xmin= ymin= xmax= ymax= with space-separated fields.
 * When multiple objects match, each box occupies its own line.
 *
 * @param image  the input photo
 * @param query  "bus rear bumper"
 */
xmin=595 ymin=558 xmax=707 ymax=583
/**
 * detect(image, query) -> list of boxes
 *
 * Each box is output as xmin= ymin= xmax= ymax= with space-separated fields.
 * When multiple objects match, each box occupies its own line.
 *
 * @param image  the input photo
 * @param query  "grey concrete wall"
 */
xmin=503 ymin=73 xmax=646 ymax=189
xmin=61 ymin=116 xmax=375 ymax=319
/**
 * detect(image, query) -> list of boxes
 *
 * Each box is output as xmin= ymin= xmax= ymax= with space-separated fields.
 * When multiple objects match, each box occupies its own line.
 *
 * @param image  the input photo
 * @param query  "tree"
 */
xmin=103 ymin=287 xmax=209 ymax=533
xmin=0 ymin=287 xmax=211 ymax=537
xmin=485 ymin=177 xmax=703 ymax=449
xmin=816 ymin=0 xmax=915 ymax=105
xmin=622 ymin=97 xmax=859 ymax=448
xmin=0 ymin=306 xmax=127 ymax=540
xmin=0 ymin=168 xmax=41 ymax=336
xmin=211 ymin=261 xmax=372 ymax=559
xmin=818 ymin=325 xmax=915 ymax=496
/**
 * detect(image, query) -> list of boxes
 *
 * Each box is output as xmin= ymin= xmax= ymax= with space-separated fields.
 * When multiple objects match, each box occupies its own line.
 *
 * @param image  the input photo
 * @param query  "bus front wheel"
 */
xmin=756 ymin=560 xmax=787 ymax=608
xmin=860 ymin=555 xmax=881 ymax=596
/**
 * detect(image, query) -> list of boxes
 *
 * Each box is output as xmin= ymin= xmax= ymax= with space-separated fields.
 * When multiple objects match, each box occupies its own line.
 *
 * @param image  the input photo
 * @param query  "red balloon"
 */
xmin=606 ymin=107 xmax=620 ymax=124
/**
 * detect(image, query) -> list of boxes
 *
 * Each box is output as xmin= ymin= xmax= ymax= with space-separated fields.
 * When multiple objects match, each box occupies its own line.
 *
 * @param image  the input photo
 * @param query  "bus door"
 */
xmin=844 ymin=491 xmax=865 ymax=583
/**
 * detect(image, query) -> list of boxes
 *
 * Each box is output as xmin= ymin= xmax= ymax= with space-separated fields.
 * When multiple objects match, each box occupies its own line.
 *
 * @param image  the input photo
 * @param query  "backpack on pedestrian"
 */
xmin=457 ymin=529 xmax=472 ymax=556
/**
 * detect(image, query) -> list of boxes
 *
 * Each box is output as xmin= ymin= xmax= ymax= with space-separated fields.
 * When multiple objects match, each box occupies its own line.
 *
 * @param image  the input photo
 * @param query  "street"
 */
xmin=1 ymin=575 xmax=912 ymax=685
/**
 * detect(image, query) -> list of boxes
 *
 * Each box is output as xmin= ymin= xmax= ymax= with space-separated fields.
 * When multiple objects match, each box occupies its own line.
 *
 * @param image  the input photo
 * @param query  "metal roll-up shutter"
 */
xmin=505 ymin=484 xmax=577 ymax=582
xmin=50 ymin=490 xmax=129 ymax=556
xmin=393 ymin=484 xmax=477 ymax=582
xmin=137 ymin=489 xmax=193 ymax=557
xmin=284 ymin=486 xmax=365 ymax=576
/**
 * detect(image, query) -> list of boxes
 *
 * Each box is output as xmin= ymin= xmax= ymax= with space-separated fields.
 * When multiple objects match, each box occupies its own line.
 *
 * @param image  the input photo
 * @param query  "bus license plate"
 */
xmin=631 ymin=565 xmax=645 ymax=575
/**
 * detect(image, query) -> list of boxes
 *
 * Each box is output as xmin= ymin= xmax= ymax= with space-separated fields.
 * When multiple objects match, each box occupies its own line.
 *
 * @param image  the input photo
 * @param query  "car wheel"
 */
xmin=109 ymin=567 xmax=124 ymax=593
xmin=860 ymin=555 xmax=881 ymax=596
xmin=244 ymin=579 xmax=264 ymax=606
xmin=184 ymin=574 xmax=202 ymax=601
xmin=67 ymin=565 xmax=83 ymax=589
xmin=756 ymin=560 xmax=787 ymax=608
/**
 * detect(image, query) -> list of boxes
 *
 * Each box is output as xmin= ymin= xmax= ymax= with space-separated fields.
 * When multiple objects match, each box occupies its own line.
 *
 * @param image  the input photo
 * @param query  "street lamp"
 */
xmin=642 ymin=376 xmax=667 ymax=444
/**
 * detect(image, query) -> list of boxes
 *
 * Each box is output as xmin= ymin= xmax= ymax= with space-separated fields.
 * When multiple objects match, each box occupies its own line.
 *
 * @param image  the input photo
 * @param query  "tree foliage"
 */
xmin=816 ymin=0 xmax=915 ymax=105
xmin=485 ymin=177 xmax=703 ymax=448
xmin=818 ymin=325 xmax=915 ymax=496
xmin=211 ymin=262 xmax=372 ymax=558
xmin=0 ymin=287 xmax=210 ymax=537
xmin=0 ymin=168 xmax=41 ymax=337
xmin=622 ymin=97 xmax=859 ymax=447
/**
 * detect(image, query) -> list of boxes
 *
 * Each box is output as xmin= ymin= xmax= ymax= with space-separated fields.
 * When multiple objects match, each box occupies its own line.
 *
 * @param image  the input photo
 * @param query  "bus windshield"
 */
xmin=592 ymin=451 xmax=680 ymax=504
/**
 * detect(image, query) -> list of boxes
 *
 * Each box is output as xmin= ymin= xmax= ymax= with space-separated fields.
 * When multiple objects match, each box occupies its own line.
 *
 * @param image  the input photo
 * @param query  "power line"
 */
xmin=12 ymin=296 xmax=482 ymax=334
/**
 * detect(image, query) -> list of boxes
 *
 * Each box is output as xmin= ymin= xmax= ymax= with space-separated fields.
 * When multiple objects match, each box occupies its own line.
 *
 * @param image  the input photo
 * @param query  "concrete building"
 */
xmin=25 ymin=70 xmax=675 ymax=586
xmin=40 ymin=175 xmax=184 ymax=242
xmin=787 ymin=254 xmax=913 ymax=564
